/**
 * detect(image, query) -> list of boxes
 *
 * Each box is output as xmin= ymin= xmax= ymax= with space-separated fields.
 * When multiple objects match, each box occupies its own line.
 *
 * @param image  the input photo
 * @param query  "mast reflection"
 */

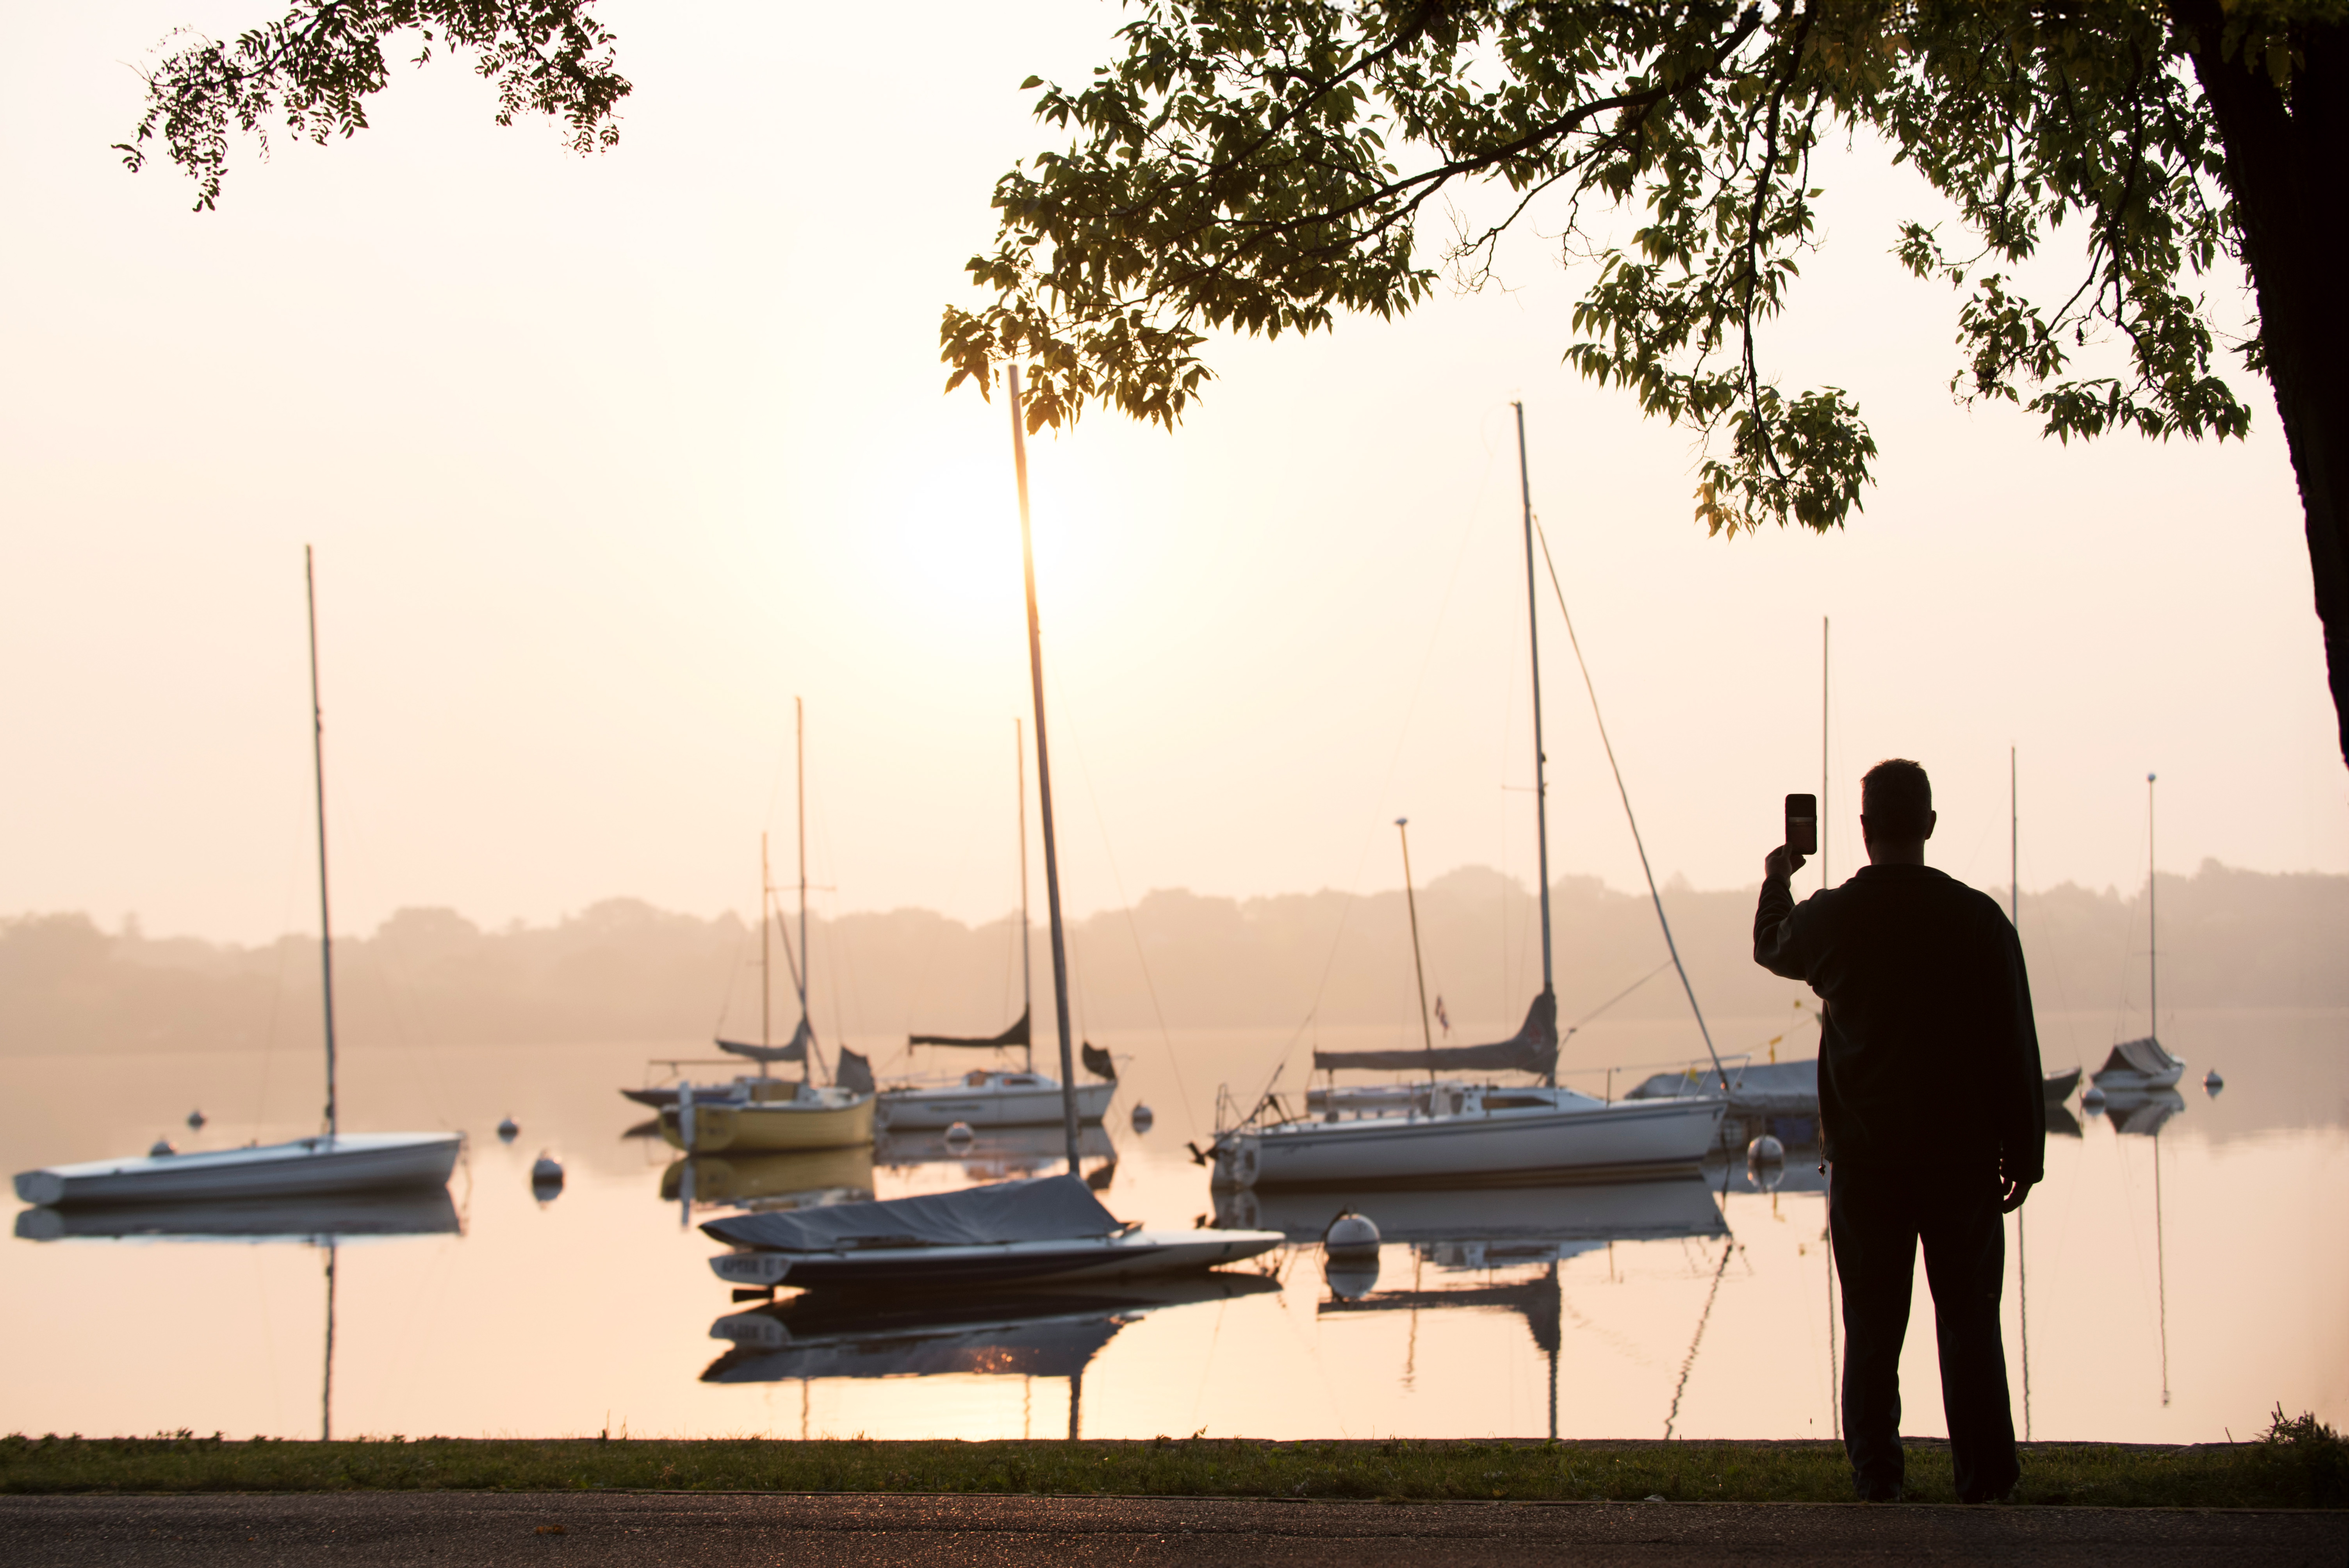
xmin=14 ymin=1190 xmax=460 ymax=1439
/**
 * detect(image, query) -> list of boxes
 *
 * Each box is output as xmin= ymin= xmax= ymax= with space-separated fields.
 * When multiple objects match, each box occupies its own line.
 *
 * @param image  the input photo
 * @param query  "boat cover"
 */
xmin=1311 ymin=991 xmax=1558 ymax=1076
xmin=911 ymin=1009 xmax=1029 ymax=1050
xmin=2099 ymin=1037 xmax=2181 ymax=1076
xmin=702 ymin=1173 xmax=1120 ymax=1252
xmin=1081 ymin=1041 xmax=1117 ymax=1081
xmin=836 ymin=1048 xmax=875 ymax=1096
xmin=1628 ymin=1058 xmax=1814 ymax=1113
xmin=719 ymin=1017 xmax=811 ymax=1064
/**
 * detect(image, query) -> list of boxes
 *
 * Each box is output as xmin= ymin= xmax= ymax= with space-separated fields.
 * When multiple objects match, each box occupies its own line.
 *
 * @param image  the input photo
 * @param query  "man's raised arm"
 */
xmin=1754 ymin=846 xmax=1809 ymax=981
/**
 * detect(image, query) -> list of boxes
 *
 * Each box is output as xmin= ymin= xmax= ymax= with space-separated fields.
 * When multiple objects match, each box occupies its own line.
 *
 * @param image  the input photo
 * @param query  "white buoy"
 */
xmin=148 ymin=1139 xmax=176 ymax=1158
xmin=2203 ymin=1068 xmax=2225 ymax=1098
xmin=1324 ymin=1259 xmax=1380 ymax=1301
xmin=497 ymin=1115 xmax=520 ymax=1144
xmin=1747 ymin=1133 xmax=1787 ymax=1192
xmin=530 ymin=1153 xmax=564 ymax=1203
xmin=2081 ymin=1083 xmax=2107 ymax=1115
xmin=1130 ymin=1103 xmax=1155 ymax=1134
xmin=1324 ymin=1210 xmax=1381 ymax=1260
xmin=943 ymin=1120 xmax=975 ymax=1146
xmin=185 ymin=1109 xmax=207 ymax=1131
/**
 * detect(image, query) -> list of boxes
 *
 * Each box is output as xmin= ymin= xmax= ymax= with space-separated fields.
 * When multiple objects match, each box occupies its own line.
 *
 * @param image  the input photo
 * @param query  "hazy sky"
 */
xmin=4 ymin=1 xmax=2343 ymax=947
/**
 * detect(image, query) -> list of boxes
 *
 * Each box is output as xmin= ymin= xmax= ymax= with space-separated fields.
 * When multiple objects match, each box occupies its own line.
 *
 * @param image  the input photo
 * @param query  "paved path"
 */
xmin=2 ymin=1491 xmax=2340 ymax=1566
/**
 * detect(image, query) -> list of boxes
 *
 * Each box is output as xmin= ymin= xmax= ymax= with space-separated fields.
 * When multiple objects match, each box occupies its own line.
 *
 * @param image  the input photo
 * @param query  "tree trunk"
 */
xmin=2178 ymin=3 xmax=2349 ymax=769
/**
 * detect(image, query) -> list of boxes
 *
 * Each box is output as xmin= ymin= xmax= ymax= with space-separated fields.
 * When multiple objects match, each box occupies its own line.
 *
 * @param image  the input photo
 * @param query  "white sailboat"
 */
xmin=2094 ymin=773 xmax=2186 ymax=1093
xmin=14 ymin=549 xmax=459 ymax=1212
xmin=882 ymin=720 xmax=1115 ymax=1131
xmin=1205 ymin=405 xmax=1722 ymax=1191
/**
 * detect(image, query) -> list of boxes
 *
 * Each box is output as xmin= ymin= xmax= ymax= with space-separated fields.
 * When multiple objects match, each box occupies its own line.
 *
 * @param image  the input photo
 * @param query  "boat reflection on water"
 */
xmin=14 ymin=1188 xmax=460 ymax=1440
xmin=1222 ymin=1177 xmax=1731 ymax=1440
xmin=2098 ymin=1087 xmax=2187 ymax=1137
xmin=14 ymin=1188 xmax=461 ymax=1242
xmin=877 ymin=1122 xmax=1117 ymax=1186
xmin=703 ymin=1274 xmax=1280 ymax=1437
xmin=661 ymin=1146 xmax=875 ymax=1213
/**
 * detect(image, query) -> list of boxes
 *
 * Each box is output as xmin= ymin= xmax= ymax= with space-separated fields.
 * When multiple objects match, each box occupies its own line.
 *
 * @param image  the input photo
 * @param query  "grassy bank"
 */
xmin=4 ymin=1414 xmax=2343 ymax=1507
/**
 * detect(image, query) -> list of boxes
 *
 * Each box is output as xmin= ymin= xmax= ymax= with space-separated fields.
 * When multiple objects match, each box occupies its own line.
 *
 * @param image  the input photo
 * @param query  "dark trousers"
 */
xmin=1828 ymin=1161 xmax=2019 ymax=1502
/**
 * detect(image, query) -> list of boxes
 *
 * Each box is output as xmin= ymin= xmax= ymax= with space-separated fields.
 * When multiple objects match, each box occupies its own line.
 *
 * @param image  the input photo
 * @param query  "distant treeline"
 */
xmin=3 ymin=860 xmax=2342 ymax=1056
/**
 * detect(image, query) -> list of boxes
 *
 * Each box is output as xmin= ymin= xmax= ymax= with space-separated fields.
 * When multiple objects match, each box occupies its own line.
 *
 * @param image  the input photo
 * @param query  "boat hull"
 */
xmin=2042 ymin=1066 xmax=2083 ymax=1101
xmin=660 ymin=1095 xmax=875 ymax=1153
xmin=16 ymin=1188 xmax=461 ymax=1241
xmin=1217 ymin=1096 xmax=1723 ymax=1190
xmin=12 ymin=1132 xmax=462 ymax=1209
xmin=710 ymin=1229 xmax=1282 ymax=1292
xmin=2091 ymin=1065 xmax=2183 ymax=1092
xmin=879 ymin=1080 xmax=1115 ymax=1130
xmin=1216 ymin=1172 xmax=1728 ymax=1245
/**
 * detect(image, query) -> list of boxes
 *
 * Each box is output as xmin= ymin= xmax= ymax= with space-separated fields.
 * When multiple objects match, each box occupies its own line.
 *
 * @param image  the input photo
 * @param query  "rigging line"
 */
xmin=1262 ymin=419 xmax=1508 ymax=1099
xmin=1563 ymin=957 xmax=1675 ymax=1037
xmin=814 ymin=807 xmax=864 ymax=1051
xmin=1062 ymin=720 xmax=1193 ymax=1131
xmin=1663 ymin=1237 xmax=1735 ymax=1441
xmin=1530 ymin=517 xmax=1728 ymax=1090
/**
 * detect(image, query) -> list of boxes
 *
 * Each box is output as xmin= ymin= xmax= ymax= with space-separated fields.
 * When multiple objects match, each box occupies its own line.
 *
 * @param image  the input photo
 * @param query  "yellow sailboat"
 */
xmin=661 ymin=697 xmax=875 ymax=1155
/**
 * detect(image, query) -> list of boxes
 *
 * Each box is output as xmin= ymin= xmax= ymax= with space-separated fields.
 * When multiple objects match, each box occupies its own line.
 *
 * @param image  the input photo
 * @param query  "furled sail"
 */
xmin=718 ymin=1016 xmax=811 ymax=1064
xmin=1312 ymin=991 xmax=1558 ymax=1077
xmin=2098 ymin=1036 xmax=2182 ymax=1076
xmin=910 ymin=1008 xmax=1030 ymax=1051
xmin=1080 ymin=1041 xmax=1116 ymax=1082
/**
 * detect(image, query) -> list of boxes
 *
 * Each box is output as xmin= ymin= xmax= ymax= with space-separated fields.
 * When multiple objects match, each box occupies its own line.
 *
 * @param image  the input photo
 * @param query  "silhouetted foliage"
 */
xmin=117 ymin=0 xmax=629 ymax=210
xmin=943 ymin=1 xmax=2349 ymax=764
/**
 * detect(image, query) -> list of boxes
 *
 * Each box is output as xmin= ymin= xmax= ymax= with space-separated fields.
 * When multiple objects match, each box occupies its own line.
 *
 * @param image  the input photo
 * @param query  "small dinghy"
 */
xmin=14 ymin=1131 xmax=461 ymax=1209
xmin=2042 ymin=1066 xmax=2082 ymax=1102
xmin=705 ymin=1173 xmax=1281 ymax=1293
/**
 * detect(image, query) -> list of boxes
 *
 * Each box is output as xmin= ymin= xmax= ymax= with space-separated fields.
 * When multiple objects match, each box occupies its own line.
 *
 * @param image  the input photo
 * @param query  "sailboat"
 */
xmin=1203 ymin=406 xmax=1723 ymax=1191
xmin=2093 ymin=773 xmax=2186 ymax=1094
xmin=14 ymin=549 xmax=460 ymax=1211
xmin=656 ymin=698 xmax=875 ymax=1155
xmin=882 ymin=720 xmax=1116 ymax=1132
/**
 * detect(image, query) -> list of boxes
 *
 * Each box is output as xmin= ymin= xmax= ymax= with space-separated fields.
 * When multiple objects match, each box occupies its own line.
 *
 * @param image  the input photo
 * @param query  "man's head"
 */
xmin=1860 ymin=759 xmax=1936 ymax=864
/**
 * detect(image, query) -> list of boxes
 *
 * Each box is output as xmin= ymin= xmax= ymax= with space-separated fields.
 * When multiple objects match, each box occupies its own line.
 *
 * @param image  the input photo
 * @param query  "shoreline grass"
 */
xmin=3 ymin=1413 xmax=2342 ymax=1508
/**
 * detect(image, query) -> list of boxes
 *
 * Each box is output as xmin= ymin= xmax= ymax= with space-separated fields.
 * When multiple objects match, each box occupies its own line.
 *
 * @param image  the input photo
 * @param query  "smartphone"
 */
xmin=1785 ymin=793 xmax=1818 ymax=855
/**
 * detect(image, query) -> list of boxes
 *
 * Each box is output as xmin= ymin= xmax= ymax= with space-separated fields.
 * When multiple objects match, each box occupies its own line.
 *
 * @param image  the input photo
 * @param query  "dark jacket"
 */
xmin=1754 ymin=863 xmax=2044 ymax=1183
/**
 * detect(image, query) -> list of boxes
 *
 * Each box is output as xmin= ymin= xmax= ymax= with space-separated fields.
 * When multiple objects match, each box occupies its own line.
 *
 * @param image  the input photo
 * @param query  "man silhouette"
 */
xmin=1754 ymin=759 xmax=2044 ymax=1502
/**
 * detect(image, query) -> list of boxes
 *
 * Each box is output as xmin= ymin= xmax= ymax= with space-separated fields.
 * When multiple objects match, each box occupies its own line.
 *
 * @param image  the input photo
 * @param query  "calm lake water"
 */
xmin=4 ymin=1009 xmax=2344 ymax=1443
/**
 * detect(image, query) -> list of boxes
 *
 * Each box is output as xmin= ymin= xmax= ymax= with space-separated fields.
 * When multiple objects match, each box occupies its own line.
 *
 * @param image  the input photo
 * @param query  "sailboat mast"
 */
xmin=1513 ymin=403 xmax=1552 ymax=999
xmin=1005 ymin=365 xmax=1082 ymax=1174
xmin=797 ymin=697 xmax=811 ymax=1087
xmin=1018 ymin=718 xmax=1034 ymax=1074
xmin=2010 ymin=747 xmax=2018 ymax=927
xmin=1396 ymin=818 xmax=1435 ymax=1081
xmin=760 ymin=832 xmax=772 ymax=1074
xmin=304 ymin=546 xmax=339 ymax=1138
xmin=2147 ymin=772 xmax=2157 ymax=1043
